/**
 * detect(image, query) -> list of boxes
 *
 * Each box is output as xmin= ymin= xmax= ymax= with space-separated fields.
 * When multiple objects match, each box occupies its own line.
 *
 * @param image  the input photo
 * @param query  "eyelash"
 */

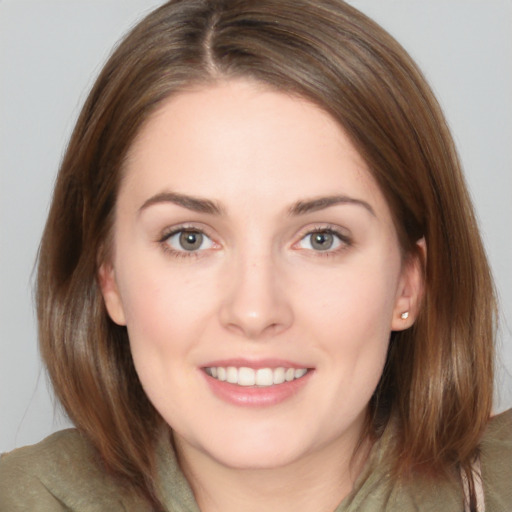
xmin=157 ymin=224 xmax=352 ymax=260
xmin=158 ymin=225 xmax=216 ymax=260
xmin=293 ymin=225 xmax=352 ymax=257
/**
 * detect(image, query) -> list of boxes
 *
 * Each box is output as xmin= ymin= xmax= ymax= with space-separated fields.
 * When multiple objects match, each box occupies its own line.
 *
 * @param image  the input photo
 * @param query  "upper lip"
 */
xmin=201 ymin=358 xmax=312 ymax=370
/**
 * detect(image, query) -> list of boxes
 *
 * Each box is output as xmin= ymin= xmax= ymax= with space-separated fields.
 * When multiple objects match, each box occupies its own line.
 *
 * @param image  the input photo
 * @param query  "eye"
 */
xmin=164 ymin=229 xmax=215 ymax=252
xmin=297 ymin=229 xmax=346 ymax=252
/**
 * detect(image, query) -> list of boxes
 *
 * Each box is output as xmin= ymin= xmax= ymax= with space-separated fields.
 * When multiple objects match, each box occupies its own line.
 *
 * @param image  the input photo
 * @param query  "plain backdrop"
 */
xmin=1 ymin=0 xmax=511 ymax=452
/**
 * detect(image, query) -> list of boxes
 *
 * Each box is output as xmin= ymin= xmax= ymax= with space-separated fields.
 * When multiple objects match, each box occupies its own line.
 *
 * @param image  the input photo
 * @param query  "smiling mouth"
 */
xmin=204 ymin=366 xmax=309 ymax=387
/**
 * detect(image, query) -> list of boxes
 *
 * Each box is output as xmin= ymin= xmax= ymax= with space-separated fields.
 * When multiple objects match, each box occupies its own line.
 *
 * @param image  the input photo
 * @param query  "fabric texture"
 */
xmin=1 ymin=410 xmax=511 ymax=511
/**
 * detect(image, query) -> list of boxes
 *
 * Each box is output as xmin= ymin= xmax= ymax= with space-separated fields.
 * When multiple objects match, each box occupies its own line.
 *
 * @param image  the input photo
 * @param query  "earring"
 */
xmin=400 ymin=312 xmax=409 ymax=320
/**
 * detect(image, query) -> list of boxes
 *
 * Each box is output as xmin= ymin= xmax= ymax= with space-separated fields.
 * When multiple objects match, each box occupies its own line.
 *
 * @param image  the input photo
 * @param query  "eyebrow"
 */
xmin=138 ymin=191 xmax=375 ymax=218
xmin=288 ymin=195 xmax=376 ymax=216
xmin=139 ymin=191 xmax=224 ymax=215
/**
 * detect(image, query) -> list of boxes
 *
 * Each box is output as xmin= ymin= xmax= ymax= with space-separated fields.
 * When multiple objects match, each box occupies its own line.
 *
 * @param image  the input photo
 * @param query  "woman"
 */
xmin=0 ymin=1 xmax=510 ymax=511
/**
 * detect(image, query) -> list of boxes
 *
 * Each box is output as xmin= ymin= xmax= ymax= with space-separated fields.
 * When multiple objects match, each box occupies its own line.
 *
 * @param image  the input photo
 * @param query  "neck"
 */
xmin=173 ymin=432 xmax=371 ymax=512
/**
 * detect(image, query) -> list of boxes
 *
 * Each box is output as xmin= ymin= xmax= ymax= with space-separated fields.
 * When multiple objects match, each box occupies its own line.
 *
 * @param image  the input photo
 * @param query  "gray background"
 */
xmin=1 ymin=0 xmax=511 ymax=452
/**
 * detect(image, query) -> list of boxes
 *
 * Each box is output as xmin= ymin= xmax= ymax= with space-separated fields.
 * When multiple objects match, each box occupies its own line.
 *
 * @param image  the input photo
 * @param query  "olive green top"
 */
xmin=1 ymin=410 xmax=511 ymax=511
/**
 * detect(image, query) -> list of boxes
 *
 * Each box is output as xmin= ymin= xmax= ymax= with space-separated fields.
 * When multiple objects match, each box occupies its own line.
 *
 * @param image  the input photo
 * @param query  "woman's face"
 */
xmin=100 ymin=80 xmax=421 ymax=471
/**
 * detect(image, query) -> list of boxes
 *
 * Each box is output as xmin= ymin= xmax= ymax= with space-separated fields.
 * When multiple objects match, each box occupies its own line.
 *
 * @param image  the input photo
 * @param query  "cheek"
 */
xmin=116 ymin=262 xmax=220 ymax=411
xmin=297 ymin=254 xmax=400 ymax=336
xmin=115 ymin=257 xmax=219 ymax=357
xmin=294 ymin=252 xmax=400 ymax=386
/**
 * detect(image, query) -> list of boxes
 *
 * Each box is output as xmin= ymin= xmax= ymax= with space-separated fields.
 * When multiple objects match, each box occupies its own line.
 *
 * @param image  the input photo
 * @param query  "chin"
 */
xmin=208 ymin=441 xmax=307 ymax=471
xmin=189 ymin=420 xmax=323 ymax=471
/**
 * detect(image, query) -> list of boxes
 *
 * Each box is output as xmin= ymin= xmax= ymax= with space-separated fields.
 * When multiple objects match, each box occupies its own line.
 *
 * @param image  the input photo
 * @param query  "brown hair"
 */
xmin=37 ymin=0 xmax=496 ymax=508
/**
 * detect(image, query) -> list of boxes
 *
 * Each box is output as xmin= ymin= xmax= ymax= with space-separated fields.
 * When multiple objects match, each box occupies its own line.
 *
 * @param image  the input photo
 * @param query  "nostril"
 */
xmin=217 ymin=261 xmax=294 ymax=338
xmin=219 ymin=304 xmax=293 ymax=340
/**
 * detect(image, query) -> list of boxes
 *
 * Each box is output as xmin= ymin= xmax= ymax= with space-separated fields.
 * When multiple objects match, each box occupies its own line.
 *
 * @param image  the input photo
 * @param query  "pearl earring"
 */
xmin=400 ymin=312 xmax=409 ymax=320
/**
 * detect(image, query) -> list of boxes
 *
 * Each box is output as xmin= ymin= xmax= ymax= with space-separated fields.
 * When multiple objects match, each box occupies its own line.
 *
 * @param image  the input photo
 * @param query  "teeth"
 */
xmin=226 ymin=366 xmax=238 ymax=384
xmin=256 ymin=368 xmax=273 ymax=386
xmin=238 ymin=367 xmax=256 ymax=386
xmin=295 ymin=368 xmax=307 ymax=378
xmin=205 ymin=366 xmax=309 ymax=387
xmin=273 ymin=367 xmax=285 ymax=384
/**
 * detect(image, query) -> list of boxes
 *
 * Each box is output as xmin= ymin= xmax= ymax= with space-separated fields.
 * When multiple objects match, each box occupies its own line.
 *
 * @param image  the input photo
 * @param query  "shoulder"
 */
xmin=340 ymin=411 xmax=512 ymax=512
xmin=480 ymin=408 xmax=512 ymax=511
xmin=0 ymin=429 xmax=149 ymax=511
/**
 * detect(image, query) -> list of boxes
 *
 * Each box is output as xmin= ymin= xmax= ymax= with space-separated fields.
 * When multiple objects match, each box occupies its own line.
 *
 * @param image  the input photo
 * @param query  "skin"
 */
xmin=100 ymin=79 xmax=424 ymax=512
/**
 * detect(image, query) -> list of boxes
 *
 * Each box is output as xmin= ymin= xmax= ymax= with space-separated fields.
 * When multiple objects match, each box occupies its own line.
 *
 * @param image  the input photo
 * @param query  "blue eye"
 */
xmin=165 ymin=230 xmax=214 ymax=252
xmin=298 ymin=230 xmax=345 ymax=251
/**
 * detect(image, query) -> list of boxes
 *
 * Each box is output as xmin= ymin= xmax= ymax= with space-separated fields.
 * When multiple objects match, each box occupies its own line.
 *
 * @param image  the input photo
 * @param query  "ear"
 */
xmin=391 ymin=238 xmax=426 ymax=331
xmin=98 ymin=262 xmax=127 ymax=326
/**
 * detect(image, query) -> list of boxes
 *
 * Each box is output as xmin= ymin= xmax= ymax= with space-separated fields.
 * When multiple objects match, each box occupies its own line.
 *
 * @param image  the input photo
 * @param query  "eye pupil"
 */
xmin=311 ymin=232 xmax=333 ymax=250
xmin=179 ymin=231 xmax=203 ymax=251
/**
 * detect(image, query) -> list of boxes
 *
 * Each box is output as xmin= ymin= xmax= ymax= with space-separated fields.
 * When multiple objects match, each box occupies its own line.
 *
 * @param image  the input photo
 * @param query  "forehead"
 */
xmin=121 ymin=79 xmax=387 ymax=216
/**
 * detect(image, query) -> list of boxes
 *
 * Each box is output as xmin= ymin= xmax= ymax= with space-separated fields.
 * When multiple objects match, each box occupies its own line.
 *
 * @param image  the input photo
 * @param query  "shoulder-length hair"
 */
xmin=37 ymin=0 xmax=496 ymax=508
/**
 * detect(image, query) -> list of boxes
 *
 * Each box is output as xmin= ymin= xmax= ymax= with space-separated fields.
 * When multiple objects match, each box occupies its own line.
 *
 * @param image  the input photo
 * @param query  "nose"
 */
xmin=218 ymin=251 xmax=294 ymax=340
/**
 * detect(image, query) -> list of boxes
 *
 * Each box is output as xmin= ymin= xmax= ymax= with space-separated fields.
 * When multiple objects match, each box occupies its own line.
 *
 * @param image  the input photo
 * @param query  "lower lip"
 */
xmin=202 ymin=370 xmax=313 ymax=407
